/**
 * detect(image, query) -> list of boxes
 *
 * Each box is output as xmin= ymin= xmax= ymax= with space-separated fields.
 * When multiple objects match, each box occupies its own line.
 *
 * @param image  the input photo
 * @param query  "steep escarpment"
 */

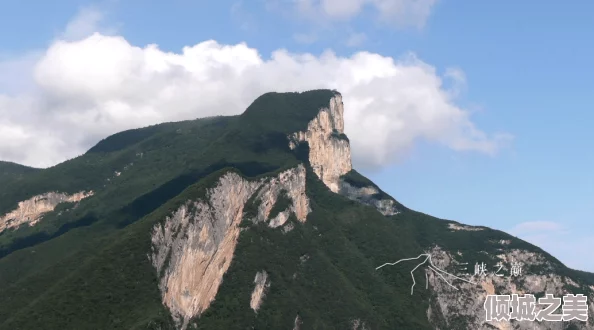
xmin=150 ymin=172 xmax=260 ymax=328
xmin=288 ymin=93 xmax=399 ymax=215
xmin=150 ymin=165 xmax=310 ymax=329
xmin=288 ymin=93 xmax=351 ymax=193
xmin=0 ymin=191 xmax=94 ymax=233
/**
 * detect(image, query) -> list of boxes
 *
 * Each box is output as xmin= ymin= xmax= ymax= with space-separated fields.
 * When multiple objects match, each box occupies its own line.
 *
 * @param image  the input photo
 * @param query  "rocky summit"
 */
xmin=0 ymin=90 xmax=592 ymax=330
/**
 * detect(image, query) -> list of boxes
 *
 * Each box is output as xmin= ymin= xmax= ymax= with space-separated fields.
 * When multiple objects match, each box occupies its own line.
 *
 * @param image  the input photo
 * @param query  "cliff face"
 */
xmin=150 ymin=172 xmax=260 ymax=329
xmin=252 ymin=164 xmax=310 ymax=228
xmin=0 ymin=191 xmax=93 ymax=233
xmin=150 ymin=165 xmax=310 ymax=329
xmin=288 ymin=93 xmax=399 ymax=216
xmin=427 ymin=243 xmax=594 ymax=330
xmin=289 ymin=94 xmax=352 ymax=193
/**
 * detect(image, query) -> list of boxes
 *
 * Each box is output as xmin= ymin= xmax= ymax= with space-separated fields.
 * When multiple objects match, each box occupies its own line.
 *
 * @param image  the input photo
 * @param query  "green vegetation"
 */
xmin=240 ymin=90 xmax=338 ymax=135
xmin=268 ymin=189 xmax=292 ymax=220
xmin=0 ymin=160 xmax=39 ymax=187
xmin=0 ymin=90 xmax=591 ymax=330
xmin=331 ymin=129 xmax=349 ymax=142
xmin=341 ymin=169 xmax=406 ymax=209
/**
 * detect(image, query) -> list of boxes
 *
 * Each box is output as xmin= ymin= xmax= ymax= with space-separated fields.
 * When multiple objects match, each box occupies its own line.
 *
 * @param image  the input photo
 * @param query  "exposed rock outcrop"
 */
xmin=351 ymin=318 xmax=370 ymax=330
xmin=448 ymin=223 xmax=485 ymax=231
xmin=150 ymin=172 xmax=260 ymax=329
xmin=252 ymin=165 xmax=310 ymax=227
xmin=289 ymin=93 xmax=351 ymax=193
xmin=293 ymin=315 xmax=303 ymax=330
xmin=150 ymin=166 xmax=311 ymax=329
xmin=0 ymin=191 xmax=94 ymax=233
xmin=250 ymin=270 xmax=270 ymax=312
xmin=288 ymin=93 xmax=399 ymax=216
xmin=426 ymin=245 xmax=594 ymax=330
xmin=338 ymin=180 xmax=399 ymax=216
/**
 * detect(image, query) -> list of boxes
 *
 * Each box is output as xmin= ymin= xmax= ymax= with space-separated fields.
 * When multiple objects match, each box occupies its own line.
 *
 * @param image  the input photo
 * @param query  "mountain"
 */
xmin=0 ymin=90 xmax=592 ymax=330
xmin=0 ymin=161 xmax=39 ymax=187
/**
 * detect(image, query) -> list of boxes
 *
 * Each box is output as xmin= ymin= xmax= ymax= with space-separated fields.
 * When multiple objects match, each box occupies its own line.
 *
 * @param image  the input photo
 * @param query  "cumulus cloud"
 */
xmin=0 ymin=27 xmax=510 ymax=168
xmin=289 ymin=0 xmax=437 ymax=28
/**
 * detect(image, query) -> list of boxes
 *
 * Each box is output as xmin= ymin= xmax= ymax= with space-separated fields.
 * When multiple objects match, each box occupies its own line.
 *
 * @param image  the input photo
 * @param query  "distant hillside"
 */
xmin=0 ymin=160 xmax=39 ymax=186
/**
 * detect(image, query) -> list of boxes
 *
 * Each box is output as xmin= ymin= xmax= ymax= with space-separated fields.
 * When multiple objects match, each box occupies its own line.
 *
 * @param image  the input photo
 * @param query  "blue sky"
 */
xmin=0 ymin=0 xmax=593 ymax=271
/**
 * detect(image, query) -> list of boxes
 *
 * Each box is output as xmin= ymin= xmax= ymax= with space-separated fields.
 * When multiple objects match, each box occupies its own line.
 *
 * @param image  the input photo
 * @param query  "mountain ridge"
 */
xmin=0 ymin=89 xmax=592 ymax=330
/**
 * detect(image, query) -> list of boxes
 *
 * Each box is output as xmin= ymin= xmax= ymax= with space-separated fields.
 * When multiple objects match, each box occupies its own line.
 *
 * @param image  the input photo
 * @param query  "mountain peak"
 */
xmin=239 ymin=89 xmax=342 ymax=135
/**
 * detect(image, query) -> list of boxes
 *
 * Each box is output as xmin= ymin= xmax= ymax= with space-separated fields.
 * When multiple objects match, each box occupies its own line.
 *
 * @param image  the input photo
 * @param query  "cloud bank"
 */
xmin=0 ymin=13 xmax=509 ymax=168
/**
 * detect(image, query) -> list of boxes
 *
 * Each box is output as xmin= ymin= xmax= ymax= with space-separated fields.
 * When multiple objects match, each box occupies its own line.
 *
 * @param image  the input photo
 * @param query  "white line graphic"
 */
xmin=376 ymin=253 xmax=476 ymax=295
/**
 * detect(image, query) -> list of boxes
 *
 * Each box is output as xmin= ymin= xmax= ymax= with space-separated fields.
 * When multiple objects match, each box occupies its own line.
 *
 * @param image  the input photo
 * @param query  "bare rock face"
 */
xmin=0 ymin=191 xmax=94 ymax=233
xmin=289 ymin=93 xmax=352 ymax=193
xmin=150 ymin=172 xmax=260 ymax=329
xmin=426 ymin=245 xmax=594 ymax=330
xmin=293 ymin=315 xmax=303 ymax=330
xmin=338 ymin=180 xmax=399 ymax=216
xmin=253 ymin=164 xmax=310 ymax=228
xmin=351 ymin=318 xmax=370 ymax=330
xmin=448 ymin=223 xmax=485 ymax=231
xmin=288 ymin=93 xmax=399 ymax=216
xmin=150 ymin=166 xmax=311 ymax=329
xmin=250 ymin=270 xmax=270 ymax=312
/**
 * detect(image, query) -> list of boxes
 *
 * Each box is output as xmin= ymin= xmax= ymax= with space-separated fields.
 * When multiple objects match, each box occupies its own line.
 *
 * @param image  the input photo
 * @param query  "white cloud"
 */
xmin=443 ymin=67 xmax=466 ymax=97
xmin=60 ymin=6 xmax=116 ymax=41
xmin=290 ymin=0 xmax=437 ymax=28
xmin=0 ymin=12 xmax=510 ymax=169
